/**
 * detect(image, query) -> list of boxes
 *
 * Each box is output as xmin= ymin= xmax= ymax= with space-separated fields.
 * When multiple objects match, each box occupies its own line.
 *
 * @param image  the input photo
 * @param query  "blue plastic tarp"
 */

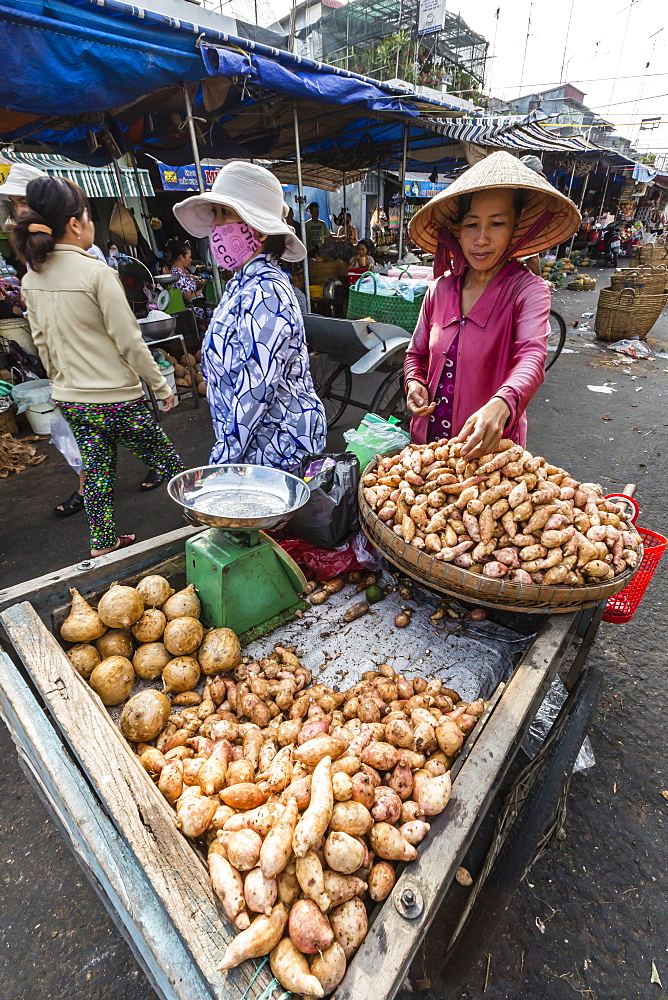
xmin=201 ymin=46 xmax=423 ymax=117
xmin=0 ymin=1 xmax=203 ymax=115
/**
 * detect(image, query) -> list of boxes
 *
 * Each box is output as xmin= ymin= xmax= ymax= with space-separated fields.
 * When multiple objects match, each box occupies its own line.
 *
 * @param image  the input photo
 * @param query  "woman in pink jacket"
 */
xmin=404 ymin=152 xmax=580 ymax=459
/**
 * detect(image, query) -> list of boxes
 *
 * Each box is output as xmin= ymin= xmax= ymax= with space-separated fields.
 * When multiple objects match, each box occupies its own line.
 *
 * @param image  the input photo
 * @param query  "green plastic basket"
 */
xmin=347 ymin=271 xmax=425 ymax=334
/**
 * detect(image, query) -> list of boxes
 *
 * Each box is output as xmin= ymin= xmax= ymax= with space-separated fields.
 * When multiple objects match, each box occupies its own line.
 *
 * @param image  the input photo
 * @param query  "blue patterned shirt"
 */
xmin=202 ymin=254 xmax=327 ymax=469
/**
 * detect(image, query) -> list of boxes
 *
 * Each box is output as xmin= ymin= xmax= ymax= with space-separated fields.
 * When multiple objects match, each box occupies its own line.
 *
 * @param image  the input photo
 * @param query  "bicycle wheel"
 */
xmin=545 ymin=309 xmax=566 ymax=371
xmin=370 ymin=369 xmax=411 ymax=430
xmin=309 ymin=352 xmax=352 ymax=429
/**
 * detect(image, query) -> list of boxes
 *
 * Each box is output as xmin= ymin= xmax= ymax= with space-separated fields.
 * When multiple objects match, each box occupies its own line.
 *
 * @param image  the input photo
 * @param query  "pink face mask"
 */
xmin=209 ymin=222 xmax=261 ymax=270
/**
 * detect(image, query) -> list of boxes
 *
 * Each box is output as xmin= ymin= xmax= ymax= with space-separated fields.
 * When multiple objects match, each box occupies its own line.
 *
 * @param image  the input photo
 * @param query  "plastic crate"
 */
xmin=603 ymin=525 xmax=667 ymax=623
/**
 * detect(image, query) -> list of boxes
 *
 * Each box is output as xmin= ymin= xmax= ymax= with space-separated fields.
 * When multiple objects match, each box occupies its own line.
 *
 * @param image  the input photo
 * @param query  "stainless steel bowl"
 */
xmin=168 ymin=465 xmax=310 ymax=530
xmin=139 ymin=315 xmax=176 ymax=342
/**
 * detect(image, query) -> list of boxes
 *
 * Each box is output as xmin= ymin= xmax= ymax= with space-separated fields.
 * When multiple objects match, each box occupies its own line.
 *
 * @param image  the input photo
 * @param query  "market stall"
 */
xmin=0 ymin=438 xmax=663 ymax=1000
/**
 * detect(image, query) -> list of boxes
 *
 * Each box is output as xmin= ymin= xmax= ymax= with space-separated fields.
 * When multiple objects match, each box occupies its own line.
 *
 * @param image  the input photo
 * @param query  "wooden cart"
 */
xmin=0 ymin=526 xmax=605 ymax=1000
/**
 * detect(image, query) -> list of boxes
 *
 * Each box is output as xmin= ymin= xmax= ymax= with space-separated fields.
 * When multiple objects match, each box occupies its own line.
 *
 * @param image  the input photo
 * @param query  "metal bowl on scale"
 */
xmin=168 ymin=465 xmax=310 ymax=530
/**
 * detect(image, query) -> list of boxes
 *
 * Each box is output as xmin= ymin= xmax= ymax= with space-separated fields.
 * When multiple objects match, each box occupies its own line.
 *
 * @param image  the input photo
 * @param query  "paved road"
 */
xmin=0 ymin=272 xmax=666 ymax=999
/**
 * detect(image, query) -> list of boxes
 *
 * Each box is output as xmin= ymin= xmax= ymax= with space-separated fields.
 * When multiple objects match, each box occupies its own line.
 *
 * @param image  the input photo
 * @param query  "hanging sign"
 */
xmin=157 ymin=162 xmax=222 ymax=191
xmin=405 ymin=178 xmax=451 ymax=198
xmin=418 ymin=0 xmax=446 ymax=36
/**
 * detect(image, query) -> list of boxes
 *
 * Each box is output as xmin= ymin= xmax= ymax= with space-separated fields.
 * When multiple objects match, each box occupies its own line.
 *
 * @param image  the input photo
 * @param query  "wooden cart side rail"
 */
xmin=0 ymin=526 xmax=201 ymax=622
xmin=335 ymin=612 xmax=576 ymax=1000
xmin=0 ymin=601 xmax=276 ymax=1000
xmin=0 ymin=650 xmax=216 ymax=1000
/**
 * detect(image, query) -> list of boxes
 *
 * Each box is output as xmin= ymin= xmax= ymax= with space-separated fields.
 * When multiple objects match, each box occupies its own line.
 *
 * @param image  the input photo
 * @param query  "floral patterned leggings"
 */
xmin=58 ymin=399 xmax=184 ymax=550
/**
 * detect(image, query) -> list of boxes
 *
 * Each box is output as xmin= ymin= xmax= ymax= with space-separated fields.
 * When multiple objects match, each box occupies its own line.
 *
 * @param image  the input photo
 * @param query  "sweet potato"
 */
xmin=288 ymin=898 xmax=334 ymax=954
xmin=324 ymin=831 xmax=365 ymax=874
xmin=415 ymin=770 xmax=452 ymax=816
xmin=176 ymin=791 xmax=218 ymax=838
xmin=371 ymin=786 xmax=402 ymax=824
xmin=483 ymin=561 xmax=509 ymax=578
xmin=218 ymin=903 xmax=287 ymax=970
xmin=220 ymin=782 xmax=266 ymax=810
xmin=308 ymin=942 xmax=347 ymax=996
xmin=271 ymin=938 xmax=325 ymax=997
xmin=224 ymin=828 xmax=262 ymax=871
xmin=293 ymin=756 xmax=334 ymax=858
xmin=369 ymin=822 xmax=418 ymax=862
xmin=329 ymin=800 xmax=374 ymax=836
xmin=260 ymin=797 xmax=299 ymax=878
xmin=208 ymin=852 xmax=250 ymax=930
xmin=296 ymin=850 xmax=330 ymax=912
xmin=399 ymin=820 xmax=431 ymax=845
xmin=361 ymin=742 xmax=399 ymax=771
xmin=244 ymin=867 xmax=278 ymax=916
xmin=322 ymin=872 xmax=368 ymax=907
xmin=329 ymin=897 xmax=368 ymax=960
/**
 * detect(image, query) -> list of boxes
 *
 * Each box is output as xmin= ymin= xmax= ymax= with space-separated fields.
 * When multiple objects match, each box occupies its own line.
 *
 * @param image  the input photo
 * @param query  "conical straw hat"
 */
xmin=409 ymin=150 xmax=581 ymax=257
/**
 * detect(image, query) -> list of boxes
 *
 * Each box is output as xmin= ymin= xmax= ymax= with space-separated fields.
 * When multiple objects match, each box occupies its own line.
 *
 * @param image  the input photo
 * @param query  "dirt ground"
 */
xmin=0 ymin=270 xmax=666 ymax=1000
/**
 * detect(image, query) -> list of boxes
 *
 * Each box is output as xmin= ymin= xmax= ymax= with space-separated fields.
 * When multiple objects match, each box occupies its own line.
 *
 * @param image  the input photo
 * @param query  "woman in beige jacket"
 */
xmin=15 ymin=177 xmax=183 ymax=556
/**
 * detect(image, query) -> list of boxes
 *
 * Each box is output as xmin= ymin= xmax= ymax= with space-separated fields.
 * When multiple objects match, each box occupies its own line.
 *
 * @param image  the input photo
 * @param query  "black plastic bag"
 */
xmin=289 ymin=452 xmax=360 ymax=549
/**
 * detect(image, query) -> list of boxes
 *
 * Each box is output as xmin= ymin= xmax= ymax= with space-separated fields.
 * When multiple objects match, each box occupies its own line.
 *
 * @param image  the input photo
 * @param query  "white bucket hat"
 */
xmin=0 ymin=162 xmax=47 ymax=199
xmin=173 ymin=160 xmax=307 ymax=262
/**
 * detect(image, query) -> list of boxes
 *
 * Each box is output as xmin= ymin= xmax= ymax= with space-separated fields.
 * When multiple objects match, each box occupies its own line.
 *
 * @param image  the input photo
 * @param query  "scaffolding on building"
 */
xmin=320 ymin=0 xmax=488 ymax=93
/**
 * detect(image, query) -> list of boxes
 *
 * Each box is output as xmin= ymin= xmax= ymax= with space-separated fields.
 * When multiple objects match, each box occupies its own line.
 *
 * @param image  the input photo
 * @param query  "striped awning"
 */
xmin=422 ymin=119 xmax=602 ymax=154
xmin=1 ymin=150 xmax=154 ymax=198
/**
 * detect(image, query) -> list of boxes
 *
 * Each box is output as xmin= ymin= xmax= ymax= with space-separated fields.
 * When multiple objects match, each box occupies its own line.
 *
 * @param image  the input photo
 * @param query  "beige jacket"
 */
xmin=22 ymin=244 xmax=170 ymax=403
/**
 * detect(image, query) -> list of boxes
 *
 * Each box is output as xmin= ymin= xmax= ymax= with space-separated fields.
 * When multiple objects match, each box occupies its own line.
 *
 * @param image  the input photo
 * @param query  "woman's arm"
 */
xmin=176 ymin=278 xmax=195 ymax=303
xmin=404 ymin=283 xmax=433 ymax=390
xmin=493 ymin=279 xmax=550 ymax=429
xmin=206 ymin=283 xmax=295 ymax=463
xmin=455 ymin=279 xmax=550 ymax=457
xmin=94 ymin=267 xmax=172 ymax=399
xmin=23 ymin=294 xmax=55 ymax=379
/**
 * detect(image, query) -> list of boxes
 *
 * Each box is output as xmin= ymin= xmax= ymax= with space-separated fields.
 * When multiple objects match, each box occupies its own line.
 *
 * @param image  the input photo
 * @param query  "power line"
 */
xmin=589 ymin=90 xmax=668 ymax=110
xmin=493 ymin=70 xmax=668 ymax=90
xmin=559 ymin=0 xmax=575 ymax=85
xmin=604 ymin=0 xmax=638 ymax=116
xmin=517 ymin=2 xmax=533 ymax=98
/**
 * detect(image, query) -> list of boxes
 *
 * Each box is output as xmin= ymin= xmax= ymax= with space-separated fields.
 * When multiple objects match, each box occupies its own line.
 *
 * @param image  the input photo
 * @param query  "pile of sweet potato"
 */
xmin=362 ymin=438 xmax=642 ymax=586
xmin=136 ymin=650 xmax=480 ymax=995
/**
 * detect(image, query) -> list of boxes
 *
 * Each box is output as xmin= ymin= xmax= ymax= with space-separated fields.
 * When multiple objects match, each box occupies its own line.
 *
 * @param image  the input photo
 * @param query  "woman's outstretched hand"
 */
xmin=406 ymin=379 xmax=436 ymax=417
xmin=454 ymin=396 xmax=511 ymax=458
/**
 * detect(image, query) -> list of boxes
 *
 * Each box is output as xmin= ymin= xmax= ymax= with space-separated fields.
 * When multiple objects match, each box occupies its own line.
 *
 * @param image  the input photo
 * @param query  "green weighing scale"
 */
xmin=168 ymin=465 xmax=309 ymax=638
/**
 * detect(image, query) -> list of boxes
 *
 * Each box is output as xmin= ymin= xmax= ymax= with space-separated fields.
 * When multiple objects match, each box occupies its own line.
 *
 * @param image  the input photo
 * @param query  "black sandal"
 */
xmin=139 ymin=469 xmax=168 ymax=492
xmin=54 ymin=490 xmax=84 ymax=517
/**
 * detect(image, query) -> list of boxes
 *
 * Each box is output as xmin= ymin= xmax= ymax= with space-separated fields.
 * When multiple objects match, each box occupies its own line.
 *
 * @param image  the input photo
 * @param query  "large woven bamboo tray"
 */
xmin=359 ymin=475 xmax=639 ymax=614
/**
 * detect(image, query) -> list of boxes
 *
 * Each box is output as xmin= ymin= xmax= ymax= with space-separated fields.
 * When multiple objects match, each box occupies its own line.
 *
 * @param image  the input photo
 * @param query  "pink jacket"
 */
xmin=404 ymin=260 xmax=551 ymax=447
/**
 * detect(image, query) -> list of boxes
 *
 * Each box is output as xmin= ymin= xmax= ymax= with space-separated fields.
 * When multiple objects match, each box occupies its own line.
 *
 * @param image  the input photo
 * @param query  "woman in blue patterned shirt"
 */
xmin=174 ymin=162 xmax=326 ymax=470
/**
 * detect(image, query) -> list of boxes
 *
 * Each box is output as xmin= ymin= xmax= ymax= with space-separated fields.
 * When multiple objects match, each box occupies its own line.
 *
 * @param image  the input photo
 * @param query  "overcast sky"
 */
xmin=449 ymin=0 xmax=668 ymax=163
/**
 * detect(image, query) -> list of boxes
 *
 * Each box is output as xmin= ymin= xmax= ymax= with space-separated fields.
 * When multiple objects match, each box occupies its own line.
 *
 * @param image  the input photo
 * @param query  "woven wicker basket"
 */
xmin=595 ymin=287 xmax=668 ymax=342
xmin=0 ymin=404 xmax=18 ymax=436
xmin=610 ymin=266 xmax=667 ymax=294
xmin=630 ymin=238 xmax=668 ymax=267
xmin=359 ymin=476 xmax=638 ymax=614
xmin=568 ymin=279 xmax=596 ymax=291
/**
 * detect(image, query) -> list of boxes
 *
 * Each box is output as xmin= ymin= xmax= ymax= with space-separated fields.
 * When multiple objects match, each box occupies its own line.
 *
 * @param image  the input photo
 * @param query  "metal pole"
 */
xmin=597 ymin=166 xmax=611 ymax=223
xmin=567 ymin=170 xmax=589 ymax=254
xmin=110 ymin=156 xmax=128 ymax=208
xmin=566 ymin=160 xmax=576 ymax=199
xmin=129 ymin=152 xmax=158 ymax=254
xmin=182 ymin=81 xmax=223 ymax=300
xmin=342 ymin=171 xmax=347 ymax=235
xmin=398 ymin=125 xmax=408 ymax=261
xmin=110 ymin=156 xmax=137 ymax=258
xmin=292 ymin=101 xmax=311 ymax=313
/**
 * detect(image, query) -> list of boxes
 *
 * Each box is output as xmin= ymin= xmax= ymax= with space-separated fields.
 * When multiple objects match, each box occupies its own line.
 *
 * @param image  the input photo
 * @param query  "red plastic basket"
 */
xmin=603 ymin=525 xmax=667 ymax=623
